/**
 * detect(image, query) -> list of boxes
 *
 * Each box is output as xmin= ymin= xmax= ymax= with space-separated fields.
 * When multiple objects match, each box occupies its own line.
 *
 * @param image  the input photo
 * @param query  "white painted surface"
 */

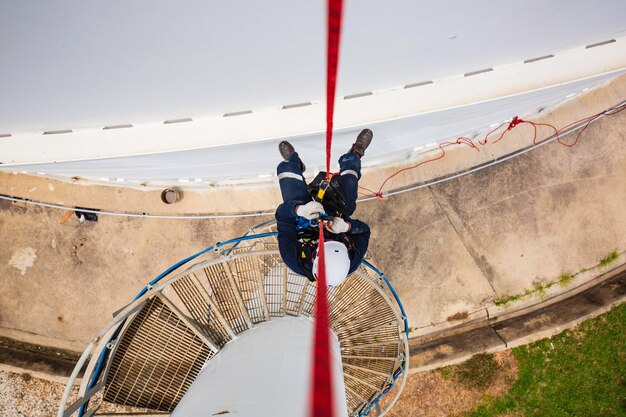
xmin=1 ymin=1 xmax=625 ymax=183
xmin=170 ymin=317 xmax=348 ymax=417
xmin=1 ymin=0 xmax=625 ymax=132
xmin=2 ymin=70 xmax=622 ymax=183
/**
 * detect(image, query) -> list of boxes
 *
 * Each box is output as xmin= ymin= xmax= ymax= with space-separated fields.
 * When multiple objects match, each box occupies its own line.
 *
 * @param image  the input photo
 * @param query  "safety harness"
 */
xmin=296 ymin=172 xmax=354 ymax=280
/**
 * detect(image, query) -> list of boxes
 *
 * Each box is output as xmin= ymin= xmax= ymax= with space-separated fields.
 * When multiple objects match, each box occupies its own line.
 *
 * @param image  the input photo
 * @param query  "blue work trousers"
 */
xmin=277 ymin=151 xmax=361 ymax=216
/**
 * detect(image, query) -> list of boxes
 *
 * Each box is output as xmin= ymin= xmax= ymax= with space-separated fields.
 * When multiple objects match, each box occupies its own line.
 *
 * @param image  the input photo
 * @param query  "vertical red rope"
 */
xmin=310 ymin=226 xmax=334 ymax=417
xmin=310 ymin=1 xmax=343 ymax=416
xmin=325 ymin=0 xmax=343 ymax=179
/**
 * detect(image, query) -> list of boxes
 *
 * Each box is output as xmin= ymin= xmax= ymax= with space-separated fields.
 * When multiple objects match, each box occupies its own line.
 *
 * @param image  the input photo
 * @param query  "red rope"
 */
xmin=360 ymin=102 xmax=626 ymax=199
xmin=365 ymin=137 xmax=480 ymax=198
xmin=309 ymin=225 xmax=334 ymax=417
xmin=325 ymin=0 xmax=343 ymax=179
xmin=310 ymin=1 xmax=343 ymax=416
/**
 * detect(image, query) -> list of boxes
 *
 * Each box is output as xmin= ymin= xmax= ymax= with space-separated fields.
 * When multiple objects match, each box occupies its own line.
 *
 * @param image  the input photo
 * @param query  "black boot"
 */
xmin=350 ymin=128 xmax=373 ymax=158
xmin=278 ymin=141 xmax=306 ymax=172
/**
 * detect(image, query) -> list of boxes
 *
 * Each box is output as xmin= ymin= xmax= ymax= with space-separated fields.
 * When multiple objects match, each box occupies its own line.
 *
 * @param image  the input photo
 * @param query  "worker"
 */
xmin=275 ymin=129 xmax=373 ymax=286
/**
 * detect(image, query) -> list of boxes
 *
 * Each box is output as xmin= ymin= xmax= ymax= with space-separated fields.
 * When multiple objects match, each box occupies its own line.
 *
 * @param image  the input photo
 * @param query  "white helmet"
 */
xmin=313 ymin=241 xmax=350 ymax=286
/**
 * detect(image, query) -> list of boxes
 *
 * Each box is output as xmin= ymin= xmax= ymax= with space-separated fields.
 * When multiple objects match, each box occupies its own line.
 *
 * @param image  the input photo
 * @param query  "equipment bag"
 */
xmin=307 ymin=171 xmax=350 ymax=218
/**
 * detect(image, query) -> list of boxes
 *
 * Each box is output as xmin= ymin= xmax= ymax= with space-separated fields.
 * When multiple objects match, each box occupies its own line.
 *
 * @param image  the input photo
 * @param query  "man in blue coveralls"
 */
xmin=275 ymin=129 xmax=373 ymax=286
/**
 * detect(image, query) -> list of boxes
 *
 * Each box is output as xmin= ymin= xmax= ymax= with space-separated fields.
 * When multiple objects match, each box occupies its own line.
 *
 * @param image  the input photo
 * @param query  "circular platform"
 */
xmin=58 ymin=225 xmax=409 ymax=417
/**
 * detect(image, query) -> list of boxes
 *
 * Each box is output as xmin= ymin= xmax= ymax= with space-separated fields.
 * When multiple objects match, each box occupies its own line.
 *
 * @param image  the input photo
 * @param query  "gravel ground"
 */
xmin=0 ymin=370 xmax=145 ymax=417
xmin=0 ymin=370 xmax=70 ymax=417
xmin=1 ymin=352 xmax=518 ymax=416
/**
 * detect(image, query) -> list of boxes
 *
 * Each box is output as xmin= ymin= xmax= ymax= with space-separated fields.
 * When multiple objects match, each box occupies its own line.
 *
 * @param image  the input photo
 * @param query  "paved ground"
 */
xmin=363 ymin=106 xmax=626 ymax=328
xmin=1 ymin=91 xmax=625 ymax=352
xmin=0 ymin=208 xmax=259 ymax=350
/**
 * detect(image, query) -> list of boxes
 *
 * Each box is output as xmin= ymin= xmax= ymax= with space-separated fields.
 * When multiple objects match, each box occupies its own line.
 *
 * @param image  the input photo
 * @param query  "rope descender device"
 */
xmin=296 ymin=213 xmax=331 ymax=231
xmin=317 ymin=176 xmax=332 ymax=201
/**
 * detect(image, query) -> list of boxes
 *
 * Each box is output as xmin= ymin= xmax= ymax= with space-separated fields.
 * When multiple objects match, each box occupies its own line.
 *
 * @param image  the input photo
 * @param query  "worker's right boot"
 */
xmin=350 ymin=128 xmax=373 ymax=158
xmin=278 ymin=140 xmax=306 ymax=172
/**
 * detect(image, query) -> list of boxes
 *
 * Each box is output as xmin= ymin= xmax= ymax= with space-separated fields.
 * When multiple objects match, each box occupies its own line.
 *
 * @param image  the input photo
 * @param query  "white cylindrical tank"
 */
xmin=170 ymin=316 xmax=348 ymax=417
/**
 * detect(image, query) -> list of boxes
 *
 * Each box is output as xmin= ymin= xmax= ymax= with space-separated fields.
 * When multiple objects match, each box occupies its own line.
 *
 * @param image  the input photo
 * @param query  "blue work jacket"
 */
xmin=275 ymin=200 xmax=371 ymax=281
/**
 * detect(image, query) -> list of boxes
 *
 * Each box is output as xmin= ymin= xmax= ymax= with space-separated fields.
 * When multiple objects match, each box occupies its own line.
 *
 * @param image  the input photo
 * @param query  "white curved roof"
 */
xmin=1 ymin=1 xmax=625 ymax=182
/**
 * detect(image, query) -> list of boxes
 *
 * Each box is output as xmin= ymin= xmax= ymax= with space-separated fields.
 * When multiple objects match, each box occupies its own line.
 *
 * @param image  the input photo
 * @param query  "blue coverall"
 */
xmin=275 ymin=151 xmax=371 ymax=281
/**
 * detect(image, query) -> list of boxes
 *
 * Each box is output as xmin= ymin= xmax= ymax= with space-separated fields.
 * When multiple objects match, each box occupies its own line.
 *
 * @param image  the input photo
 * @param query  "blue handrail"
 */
xmin=78 ymin=230 xmax=409 ymax=417
xmin=134 ymin=232 xmax=278 ymax=300
xmin=358 ymin=260 xmax=410 ymax=416
xmin=79 ymin=232 xmax=277 ymax=416
xmin=362 ymin=260 xmax=410 ymax=335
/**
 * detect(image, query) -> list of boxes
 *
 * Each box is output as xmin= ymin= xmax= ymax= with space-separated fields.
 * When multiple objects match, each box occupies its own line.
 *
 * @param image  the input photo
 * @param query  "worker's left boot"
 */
xmin=278 ymin=140 xmax=306 ymax=172
xmin=350 ymin=128 xmax=373 ymax=158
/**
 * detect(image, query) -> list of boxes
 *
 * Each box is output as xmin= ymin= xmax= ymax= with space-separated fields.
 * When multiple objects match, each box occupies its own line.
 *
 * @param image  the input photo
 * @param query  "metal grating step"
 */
xmin=229 ymin=256 xmax=270 ymax=323
xmin=103 ymin=297 xmax=214 ymax=411
xmin=343 ymin=357 xmax=398 ymax=377
xmin=203 ymin=263 xmax=252 ymax=333
xmin=61 ymin=235 xmax=407 ymax=417
xmin=329 ymin=272 xmax=404 ymax=413
xmin=170 ymin=273 xmax=235 ymax=347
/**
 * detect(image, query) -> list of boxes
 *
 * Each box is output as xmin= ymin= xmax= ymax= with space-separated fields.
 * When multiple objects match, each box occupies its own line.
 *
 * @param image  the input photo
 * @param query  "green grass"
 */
xmin=456 ymin=353 xmax=500 ymax=389
xmin=437 ymin=355 xmax=500 ymax=388
xmin=438 ymin=365 xmax=453 ymax=381
xmin=465 ymin=302 xmax=626 ymax=417
xmin=494 ymin=294 xmax=523 ymax=306
xmin=494 ymin=282 xmax=553 ymax=306
xmin=557 ymin=272 xmax=574 ymax=287
xmin=599 ymin=250 xmax=620 ymax=267
xmin=494 ymin=250 xmax=622 ymax=307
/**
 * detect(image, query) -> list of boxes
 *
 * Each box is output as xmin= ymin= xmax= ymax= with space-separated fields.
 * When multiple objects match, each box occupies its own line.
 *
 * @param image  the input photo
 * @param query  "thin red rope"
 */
xmin=359 ymin=102 xmax=626 ymax=199
xmin=309 ymin=226 xmax=334 ymax=417
xmin=310 ymin=1 xmax=343 ymax=416
xmin=325 ymin=0 xmax=343 ymax=179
